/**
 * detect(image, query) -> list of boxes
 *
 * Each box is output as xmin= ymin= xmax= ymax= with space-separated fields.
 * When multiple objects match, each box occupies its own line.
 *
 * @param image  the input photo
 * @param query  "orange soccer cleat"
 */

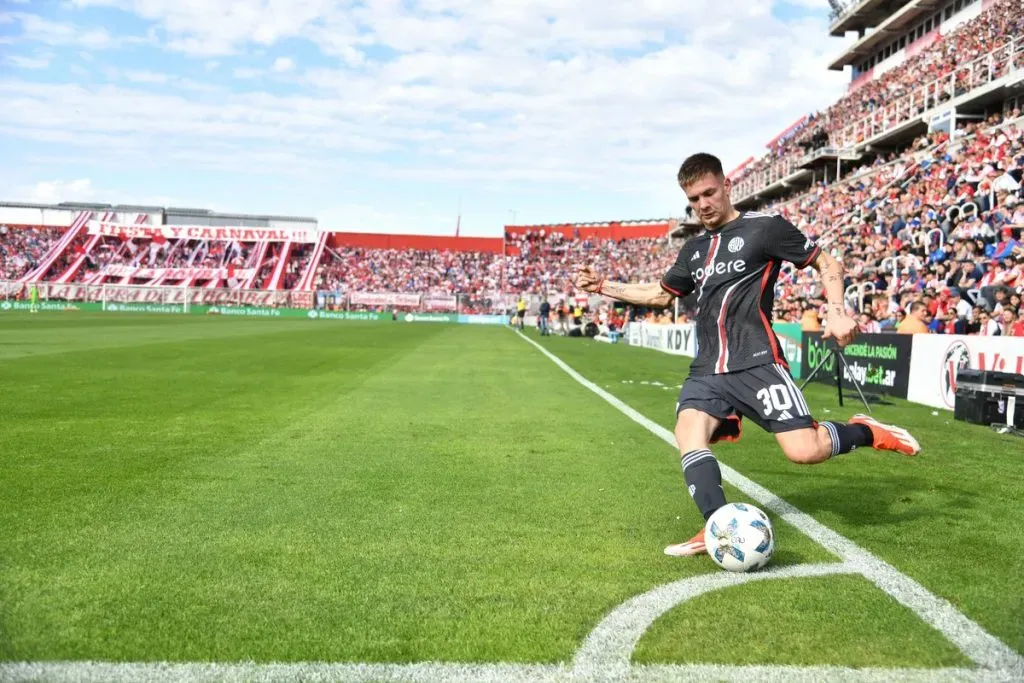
xmin=849 ymin=414 xmax=921 ymax=456
xmin=664 ymin=529 xmax=707 ymax=557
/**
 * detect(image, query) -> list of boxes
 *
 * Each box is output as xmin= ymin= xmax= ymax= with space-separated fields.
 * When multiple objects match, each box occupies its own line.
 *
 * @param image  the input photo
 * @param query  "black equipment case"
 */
xmin=954 ymin=369 xmax=1024 ymax=429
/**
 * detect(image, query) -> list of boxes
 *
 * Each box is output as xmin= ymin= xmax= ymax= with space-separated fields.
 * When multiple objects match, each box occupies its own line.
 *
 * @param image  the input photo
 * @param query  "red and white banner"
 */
xmin=38 ymin=283 xmax=291 ymax=307
xmin=87 ymin=221 xmax=318 ymax=244
xmin=103 ymin=266 xmax=255 ymax=281
xmin=349 ymin=292 xmax=422 ymax=307
xmin=907 ymin=335 xmax=1024 ymax=410
xmin=423 ymin=295 xmax=457 ymax=311
xmin=765 ymin=115 xmax=810 ymax=149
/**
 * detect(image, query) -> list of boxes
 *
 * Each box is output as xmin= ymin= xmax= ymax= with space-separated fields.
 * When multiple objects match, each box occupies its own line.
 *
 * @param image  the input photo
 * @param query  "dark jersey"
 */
xmin=660 ymin=211 xmax=820 ymax=376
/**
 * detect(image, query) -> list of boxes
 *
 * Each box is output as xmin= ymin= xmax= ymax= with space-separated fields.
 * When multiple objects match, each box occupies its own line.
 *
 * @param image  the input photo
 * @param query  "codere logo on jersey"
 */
xmin=693 ymin=259 xmax=747 ymax=281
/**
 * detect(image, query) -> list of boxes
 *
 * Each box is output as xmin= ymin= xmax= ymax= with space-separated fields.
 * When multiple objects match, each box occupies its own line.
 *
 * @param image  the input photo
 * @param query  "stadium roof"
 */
xmin=829 ymin=0 xmax=913 ymax=37
xmin=0 ymin=201 xmax=317 ymax=224
xmin=829 ymin=0 xmax=942 ymax=70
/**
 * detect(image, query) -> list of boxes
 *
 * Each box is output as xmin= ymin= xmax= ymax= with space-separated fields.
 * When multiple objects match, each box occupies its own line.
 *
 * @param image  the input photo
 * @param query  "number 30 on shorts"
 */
xmin=755 ymin=384 xmax=794 ymax=416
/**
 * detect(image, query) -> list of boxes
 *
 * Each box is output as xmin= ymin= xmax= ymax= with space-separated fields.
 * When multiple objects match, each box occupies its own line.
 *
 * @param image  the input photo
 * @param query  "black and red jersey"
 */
xmin=660 ymin=211 xmax=820 ymax=376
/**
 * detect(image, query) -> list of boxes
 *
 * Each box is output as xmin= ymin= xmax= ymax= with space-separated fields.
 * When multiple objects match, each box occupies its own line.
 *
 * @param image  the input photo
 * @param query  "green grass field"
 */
xmin=1 ymin=313 xmax=1022 ymax=673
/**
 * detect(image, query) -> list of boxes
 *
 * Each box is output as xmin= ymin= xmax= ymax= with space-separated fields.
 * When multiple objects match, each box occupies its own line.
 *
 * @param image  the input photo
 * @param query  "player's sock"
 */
xmin=682 ymin=449 xmax=727 ymax=520
xmin=821 ymin=422 xmax=873 ymax=456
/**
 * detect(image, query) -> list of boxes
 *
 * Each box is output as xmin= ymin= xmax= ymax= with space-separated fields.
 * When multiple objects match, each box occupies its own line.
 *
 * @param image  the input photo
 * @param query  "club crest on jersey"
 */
xmin=727 ymin=237 xmax=744 ymax=253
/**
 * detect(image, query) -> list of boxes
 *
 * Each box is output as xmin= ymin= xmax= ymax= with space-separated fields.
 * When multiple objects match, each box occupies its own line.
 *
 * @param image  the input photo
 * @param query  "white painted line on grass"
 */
xmin=515 ymin=331 xmax=1024 ymax=675
xmin=627 ymin=664 xmax=1006 ymax=682
xmin=3 ymin=661 xmax=1011 ymax=683
xmin=572 ymin=562 xmax=855 ymax=680
xmin=0 ymin=662 xmax=570 ymax=683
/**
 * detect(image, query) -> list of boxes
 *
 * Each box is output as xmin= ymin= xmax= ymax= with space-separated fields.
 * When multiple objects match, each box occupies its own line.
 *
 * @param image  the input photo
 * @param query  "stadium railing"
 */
xmin=732 ymin=37 xmax=1024 ymax=202
xmin=833 ymin=37 xmax=1024 ymax=148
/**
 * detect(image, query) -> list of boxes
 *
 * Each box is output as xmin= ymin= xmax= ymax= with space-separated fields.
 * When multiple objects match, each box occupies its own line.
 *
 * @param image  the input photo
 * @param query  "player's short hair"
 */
xmin=677 ymin=153 xmax=725 ymax=188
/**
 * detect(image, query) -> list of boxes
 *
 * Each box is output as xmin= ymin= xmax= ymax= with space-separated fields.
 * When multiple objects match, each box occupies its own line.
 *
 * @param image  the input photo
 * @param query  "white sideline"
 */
xmin=2 ymin=661 xmax=1013 ymax=682
xmin=514 ymin=331 xmax=1024 ymax=676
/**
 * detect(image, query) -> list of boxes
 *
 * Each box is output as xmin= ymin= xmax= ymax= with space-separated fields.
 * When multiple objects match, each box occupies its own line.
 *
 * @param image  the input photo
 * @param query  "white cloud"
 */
xmin=70 ymin=0 xmax=345 ymax=56
xmin=124 ymin=70 xmax=170 ymax=84
xmin=25 ymin=179 xmax=97 ymax=203
xmin=4 ymin=0 xmax=850 ymax=229
xmin=5 ymin=54 xmax=51 ymax=69
xmin=8 ymin=13 xmax=120 ymax=49
xmin=232 ymin=67 xmax=262 ymax=79
xmin=318 ymin=202 xmax=455 ymax=234
xmin=271 ymin=56 xmax=295 ymax=73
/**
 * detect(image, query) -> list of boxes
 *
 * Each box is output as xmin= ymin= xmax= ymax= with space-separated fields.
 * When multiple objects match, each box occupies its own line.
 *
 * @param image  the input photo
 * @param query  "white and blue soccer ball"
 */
xmin=704 ymin=503 xmax=774 ymax=572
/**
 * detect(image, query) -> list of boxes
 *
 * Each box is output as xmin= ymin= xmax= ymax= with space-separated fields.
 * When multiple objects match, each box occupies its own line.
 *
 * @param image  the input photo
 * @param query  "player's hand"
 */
xmin=822 ymin=314 xmax=858 ymax=348
xmin=575 ymin=265 xmax=603 ymax=293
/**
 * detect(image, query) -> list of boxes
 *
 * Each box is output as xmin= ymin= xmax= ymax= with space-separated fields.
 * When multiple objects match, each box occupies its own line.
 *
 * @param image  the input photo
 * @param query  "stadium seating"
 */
xmin=731 ymin=0 xmax=1024 ymax=200
xmin=770 ymin=111 xmax=1023 ymax=335
xmin=0 ymin=226 xmax=63 ymax=280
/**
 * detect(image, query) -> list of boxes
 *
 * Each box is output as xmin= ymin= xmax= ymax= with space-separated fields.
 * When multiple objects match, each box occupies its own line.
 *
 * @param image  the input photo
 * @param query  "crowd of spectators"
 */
xmin=312 ymin=247 xmax=502 ymax=295
xmin=731 ymin=0 xmax=1023 ymax=198
xmin=0 ymin=226 xmax=63 ymax=280
xmin=770 ymin=109 xmax=1024 ymax=336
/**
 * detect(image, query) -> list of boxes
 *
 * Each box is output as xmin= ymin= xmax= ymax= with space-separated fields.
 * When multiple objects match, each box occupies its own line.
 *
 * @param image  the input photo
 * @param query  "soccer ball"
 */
xmin=704 ymin=503 xmax=774 ymax=572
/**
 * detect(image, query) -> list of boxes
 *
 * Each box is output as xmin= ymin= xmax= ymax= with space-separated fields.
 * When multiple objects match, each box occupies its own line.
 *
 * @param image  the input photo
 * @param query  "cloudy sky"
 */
xmin=0 ymin=0 xmax=852 ymax=235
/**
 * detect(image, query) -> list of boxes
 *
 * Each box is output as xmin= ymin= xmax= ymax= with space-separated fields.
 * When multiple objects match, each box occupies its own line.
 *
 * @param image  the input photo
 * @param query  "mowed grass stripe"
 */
xmin=0 ymin=313 xmax=322 ymax=362
xmin=634 ymin=574 xmax=967 ymax=667
xmin=1 ymin=319 xmax=819 ymax=664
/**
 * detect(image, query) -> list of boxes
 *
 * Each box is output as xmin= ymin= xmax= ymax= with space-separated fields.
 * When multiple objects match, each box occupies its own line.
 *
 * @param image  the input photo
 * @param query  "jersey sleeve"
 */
xmin=660 ymin=248 xmax=696 ymax=298
xmin=763 ymin=216 xmax=821 ymax=269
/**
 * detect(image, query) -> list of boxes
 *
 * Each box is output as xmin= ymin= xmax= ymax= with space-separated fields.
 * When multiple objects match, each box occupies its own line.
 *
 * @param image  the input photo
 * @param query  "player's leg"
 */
xmin=665 ymin=376 xmax=738 ymax=557
xmin=735 ymin=364 xmax=919 ymax=462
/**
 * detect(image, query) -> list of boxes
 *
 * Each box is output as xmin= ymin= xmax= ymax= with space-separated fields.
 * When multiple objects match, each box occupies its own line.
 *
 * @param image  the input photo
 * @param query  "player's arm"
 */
xmin=575 ymin=248 xmax=695 ymax=308
xmin=811 ymin=249 xmax=847 ymax=327
xmin=764 ymin=216 xmax=856 ymax=346
xmin=575 ymin=267 xmax=674 ymax=307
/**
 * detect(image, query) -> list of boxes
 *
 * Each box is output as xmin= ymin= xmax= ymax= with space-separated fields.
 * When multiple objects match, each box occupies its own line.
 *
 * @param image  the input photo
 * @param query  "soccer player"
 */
xmin=575 ymin=153 xmax=920 ymax=558
xmin=29 ymin=284 xmax=39 ymax=314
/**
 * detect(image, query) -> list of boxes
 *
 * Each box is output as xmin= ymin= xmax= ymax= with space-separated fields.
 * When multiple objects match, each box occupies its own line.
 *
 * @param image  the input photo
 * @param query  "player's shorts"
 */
xmin=517 ymin=309 xmax=526 ymax=318
xmin=675 ymin=363 xmax=814 ymax=444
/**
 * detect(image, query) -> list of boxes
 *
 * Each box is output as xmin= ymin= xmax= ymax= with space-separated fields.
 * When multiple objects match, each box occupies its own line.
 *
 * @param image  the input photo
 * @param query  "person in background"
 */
xmin=897 ymin=301 xmax=932 ymax=334
xmin=977 ymin=309 xmax=1001 ymax=335
xmin=1002 ymin=308 xmax=1024 ymax=336
xmin=538 ymin=297 xmax=551 ymax=336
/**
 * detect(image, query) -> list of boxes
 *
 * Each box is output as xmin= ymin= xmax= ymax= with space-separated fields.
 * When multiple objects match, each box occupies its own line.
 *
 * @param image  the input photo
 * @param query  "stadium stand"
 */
xmin=731 ymin=0 xmax=1024 ymax=203
xmin=0 ymin=226 xmax=62 ymax=280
